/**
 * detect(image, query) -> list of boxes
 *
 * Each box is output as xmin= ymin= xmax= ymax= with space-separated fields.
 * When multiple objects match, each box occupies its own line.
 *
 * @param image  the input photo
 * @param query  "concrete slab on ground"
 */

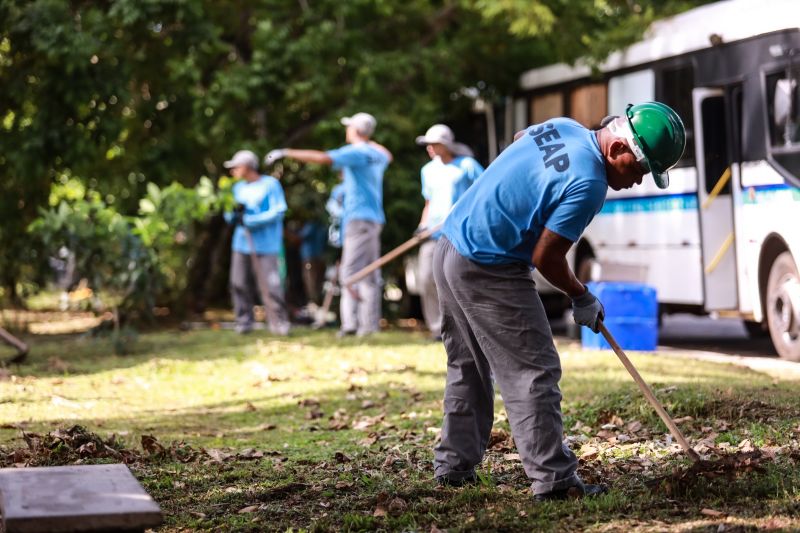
xmin=0 ymin=463 xmax=162 ymax=533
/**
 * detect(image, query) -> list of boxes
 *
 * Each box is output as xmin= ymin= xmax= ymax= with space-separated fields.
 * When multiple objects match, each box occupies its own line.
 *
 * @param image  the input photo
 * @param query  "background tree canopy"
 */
xmin=0 ymin=0 xmax=708 ymax=311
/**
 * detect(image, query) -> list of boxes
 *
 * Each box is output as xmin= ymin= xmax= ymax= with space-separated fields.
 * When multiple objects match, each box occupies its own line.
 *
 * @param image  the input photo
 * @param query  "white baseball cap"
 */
xmin=415 ymin=124 xmax=474 ymax=157
xmin=340 ymin=112 xmax=377 ymax=137
xmin=223 ymin=150 xmax=259 ymax=170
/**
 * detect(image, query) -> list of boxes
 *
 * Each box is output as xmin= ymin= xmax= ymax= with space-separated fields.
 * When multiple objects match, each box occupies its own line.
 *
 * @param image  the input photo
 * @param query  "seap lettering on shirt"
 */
xmin=229 ymin=175 xmax=287 ymax=255
xmin=421 ymin=156 xmax=484 ymax=239
xmin=327 ymin=142 xmax=390 ymax=225
xmin=442 ymin=118 xmax=608 ymax=266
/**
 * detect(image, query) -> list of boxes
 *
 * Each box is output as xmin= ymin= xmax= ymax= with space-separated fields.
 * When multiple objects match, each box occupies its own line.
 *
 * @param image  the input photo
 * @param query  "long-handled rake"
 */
xmin=598 ymin=321 xmax=700 ymax=463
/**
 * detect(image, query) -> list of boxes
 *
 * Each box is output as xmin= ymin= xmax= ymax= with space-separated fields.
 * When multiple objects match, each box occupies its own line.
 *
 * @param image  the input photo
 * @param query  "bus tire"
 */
xmin=766 ymin=251 xmax=800 ymax=361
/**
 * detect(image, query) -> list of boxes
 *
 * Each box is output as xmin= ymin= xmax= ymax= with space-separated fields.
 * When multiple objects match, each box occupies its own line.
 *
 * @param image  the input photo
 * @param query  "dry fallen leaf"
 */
xmin=388 ymin=497 xmax=408 ymax=515
xmin=299 ymin=398 xmax=321 ymax=407
xmin=596 ymin=430 xmax=616 ymax=440
xmin=373 ymin=505 xmax=388 ymax=518
xmin=238 ymin=505 xmax=260 ymax=514
xmin=580 ymin=446 xmax=599 ymax=461
xmin=334 ymin=451 xmax=351 ymax=463
xmin=700 ymin=508 xmax=725 ymax=517
xmin=626 ymin=421 xmax=643 ymax=433
xmin=306 ymin=409 xmax=324 ymax=420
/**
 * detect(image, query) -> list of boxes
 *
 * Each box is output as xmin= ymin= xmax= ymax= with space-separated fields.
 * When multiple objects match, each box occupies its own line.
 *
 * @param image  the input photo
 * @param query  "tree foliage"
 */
xmin=1 ymin=0 xmax=711 ymax=307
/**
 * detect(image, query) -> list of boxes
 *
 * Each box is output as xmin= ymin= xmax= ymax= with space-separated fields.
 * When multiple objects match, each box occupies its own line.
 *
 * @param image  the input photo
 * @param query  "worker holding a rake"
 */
xmin=432 ymin=103 xmax=686 ymax=500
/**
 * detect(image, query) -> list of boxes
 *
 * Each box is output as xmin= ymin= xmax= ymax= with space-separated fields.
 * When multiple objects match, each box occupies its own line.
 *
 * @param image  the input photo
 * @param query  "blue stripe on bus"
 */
xmin=748 ymin=183 xmax=793 ymax=191
xmin=599 ymin=193 xmax=698 ymax=215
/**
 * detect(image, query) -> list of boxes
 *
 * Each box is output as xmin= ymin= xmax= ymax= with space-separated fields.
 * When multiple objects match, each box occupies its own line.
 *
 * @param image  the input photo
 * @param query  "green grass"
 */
xmin=2 ymin=328 xmax=800 ymax=531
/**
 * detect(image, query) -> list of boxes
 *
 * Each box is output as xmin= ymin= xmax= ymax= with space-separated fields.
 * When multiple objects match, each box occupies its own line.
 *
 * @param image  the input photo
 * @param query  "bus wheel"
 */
xmin=766 ymin=251 xmax=800 ymax=361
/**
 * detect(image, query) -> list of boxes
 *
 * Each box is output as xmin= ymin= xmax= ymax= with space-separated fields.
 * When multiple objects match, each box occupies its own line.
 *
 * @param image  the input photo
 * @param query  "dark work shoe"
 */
xmin=534 ymin=483 xmax=607 ymax=502
xmin=436 ymin=473 xmax=478 ymax=487
xmin=336 ymin=329 xmax=356 ymax=339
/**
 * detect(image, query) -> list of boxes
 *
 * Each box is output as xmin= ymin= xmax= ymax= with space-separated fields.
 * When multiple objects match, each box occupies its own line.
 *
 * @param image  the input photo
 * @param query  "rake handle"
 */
xmin=342 ymin=223 xmax=443 ymax=287
xmin=598 ymin=321 xmax=700 ymax=463
xmin=0 ymin=326 xmax=28 ymax=355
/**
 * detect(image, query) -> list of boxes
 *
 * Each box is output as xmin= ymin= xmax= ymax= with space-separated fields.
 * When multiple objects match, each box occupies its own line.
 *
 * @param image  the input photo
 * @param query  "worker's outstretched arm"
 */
xmin=284 ymin=149 xmax=333 ymax=165
xmin=265 ymin=148 xmax=332 ymax=166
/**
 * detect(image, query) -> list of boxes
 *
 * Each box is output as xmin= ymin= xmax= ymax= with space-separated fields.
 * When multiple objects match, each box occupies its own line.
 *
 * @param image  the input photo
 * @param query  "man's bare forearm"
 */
xmin=536 ymin=254 xmax=586 ymax=298
xmin=284 ymin=149 xmax=333 ymax=166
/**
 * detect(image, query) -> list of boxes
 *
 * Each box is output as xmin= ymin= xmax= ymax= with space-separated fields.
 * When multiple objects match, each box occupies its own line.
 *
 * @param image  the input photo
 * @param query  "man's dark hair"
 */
xmin=598 ymin=115 xmax=618 ymax=128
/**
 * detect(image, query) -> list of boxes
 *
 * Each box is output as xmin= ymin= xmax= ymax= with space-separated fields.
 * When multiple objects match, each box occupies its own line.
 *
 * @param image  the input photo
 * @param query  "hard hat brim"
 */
xmin=651 ymin=168 xmax=669 ymax=189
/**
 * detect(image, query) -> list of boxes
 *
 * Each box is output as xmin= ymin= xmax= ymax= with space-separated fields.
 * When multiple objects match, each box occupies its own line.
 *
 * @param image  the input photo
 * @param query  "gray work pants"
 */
xmin=339 ymin=219 xmax=382 ymax=335
xmin=230 ymin=252 xmax=291 ymax=335
xmin=432 ymin=237 xmax=580 ymax=495
xmin=418 ymin=239 xmax=442 ymax=336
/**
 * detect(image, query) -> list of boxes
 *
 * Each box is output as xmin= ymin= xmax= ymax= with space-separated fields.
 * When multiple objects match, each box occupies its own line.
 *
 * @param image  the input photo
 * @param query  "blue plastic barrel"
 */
xmin=581 ymin=282 xmax=658 ymax=351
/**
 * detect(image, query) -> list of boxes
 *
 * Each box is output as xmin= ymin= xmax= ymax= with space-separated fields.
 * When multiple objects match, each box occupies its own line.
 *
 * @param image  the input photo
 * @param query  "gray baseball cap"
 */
xmin=223 ymin=150 xmax=259 ymax=170
xmin=340 ymin=112 xmax=377 ymax=137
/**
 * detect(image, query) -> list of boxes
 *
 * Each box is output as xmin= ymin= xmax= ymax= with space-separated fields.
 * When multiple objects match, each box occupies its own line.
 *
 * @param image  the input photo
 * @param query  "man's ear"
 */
xmin=513 ymin=129 xmax=527 ymax=142
xmin=609 ymin=139 xmax=629 ymax=160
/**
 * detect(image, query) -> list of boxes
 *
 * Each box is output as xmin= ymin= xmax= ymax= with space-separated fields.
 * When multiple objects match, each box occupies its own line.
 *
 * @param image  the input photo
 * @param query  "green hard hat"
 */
xmin=624 ymin=102 xmax=687 ymax=189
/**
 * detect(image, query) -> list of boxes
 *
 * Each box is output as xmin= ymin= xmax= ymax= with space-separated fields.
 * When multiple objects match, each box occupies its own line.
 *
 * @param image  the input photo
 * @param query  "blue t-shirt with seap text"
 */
xmin=327 ymin=143 xmax=389 ymax=225
xmin=442 ymin=118 xmax=608 ymax=266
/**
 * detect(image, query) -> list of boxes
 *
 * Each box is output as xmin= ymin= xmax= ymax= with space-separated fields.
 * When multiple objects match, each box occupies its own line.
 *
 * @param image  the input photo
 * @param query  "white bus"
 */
xmin=510 ymin=0 xmax=800 ymax=359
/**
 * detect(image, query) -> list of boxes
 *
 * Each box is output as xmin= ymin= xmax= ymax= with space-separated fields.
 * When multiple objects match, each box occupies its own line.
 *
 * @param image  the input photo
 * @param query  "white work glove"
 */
xmin=264 ymin=148 xmax=286 ymax=165
xmin=571 ymin=287 xmax=605 ymax=333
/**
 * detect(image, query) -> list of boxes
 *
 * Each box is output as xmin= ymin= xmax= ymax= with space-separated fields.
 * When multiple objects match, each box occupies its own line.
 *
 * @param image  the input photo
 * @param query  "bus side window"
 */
xmin=659 ymin=65 xmax=696 ymax=167
xmin=766 ymin=68 xmax=800 ymax=181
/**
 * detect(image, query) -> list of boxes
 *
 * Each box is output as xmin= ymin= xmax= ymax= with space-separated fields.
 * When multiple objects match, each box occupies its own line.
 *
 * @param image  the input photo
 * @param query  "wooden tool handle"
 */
xmin=0 ymin=326 xmax=28 ymax=355
xmin=342 ymin=223 xmax=443 ymax=287
xmin=598 ymin=321 xmax=700 ymax=462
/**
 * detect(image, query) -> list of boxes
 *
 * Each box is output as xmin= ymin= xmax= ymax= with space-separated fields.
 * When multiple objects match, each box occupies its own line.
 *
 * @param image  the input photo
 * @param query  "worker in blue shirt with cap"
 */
xmin=223 ymin=149 xmax=291 ymax=336
xmin=432 ymin=102 xmax=686 ymax=500
xmin=414 ymin=124 xmax=484 ymax=340
xmin=265 ymin=112 xmax=392 ymax=337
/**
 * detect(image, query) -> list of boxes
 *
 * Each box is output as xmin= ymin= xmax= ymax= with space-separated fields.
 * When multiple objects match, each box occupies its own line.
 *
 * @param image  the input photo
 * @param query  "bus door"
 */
xmin=693 ymin=88 xmax=738 ymax=311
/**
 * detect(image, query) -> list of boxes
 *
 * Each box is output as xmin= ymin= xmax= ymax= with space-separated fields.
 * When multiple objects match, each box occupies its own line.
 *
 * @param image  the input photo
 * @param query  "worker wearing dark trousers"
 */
xmin=432 ymin=103 xmax=686 ymax=500
xmin=223 ymin=150 xmax=291 ymax=336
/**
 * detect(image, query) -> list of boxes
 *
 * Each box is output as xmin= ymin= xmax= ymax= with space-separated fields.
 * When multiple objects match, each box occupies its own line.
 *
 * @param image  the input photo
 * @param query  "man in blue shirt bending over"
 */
xmin=265 ymin=113 xmax=392 ymax=337
xmin=223 ymin=149 xmax=290 ymax=336
xmin=433 ymin=103 xmax=686 ymax=500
